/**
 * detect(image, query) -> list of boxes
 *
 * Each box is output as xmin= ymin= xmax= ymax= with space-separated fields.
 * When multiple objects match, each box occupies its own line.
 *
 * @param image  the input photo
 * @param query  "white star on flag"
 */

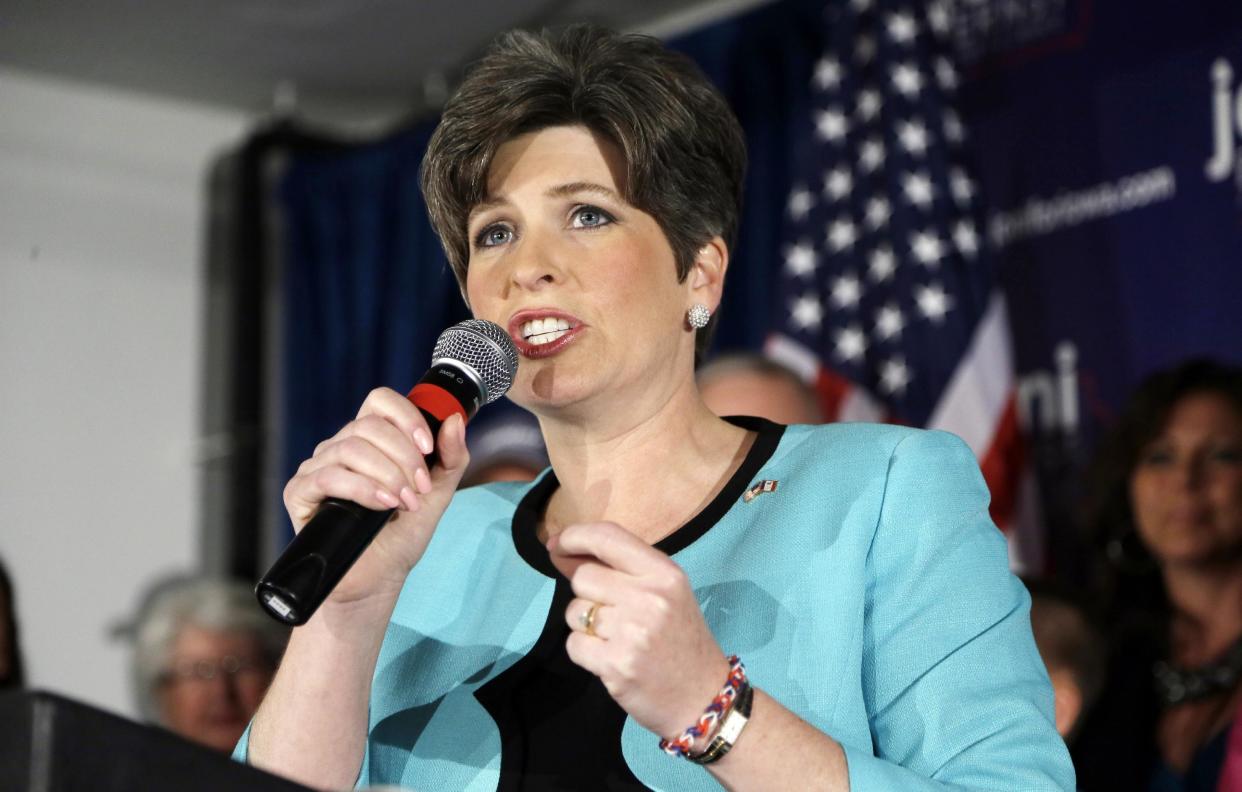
xmin=915 ymin=282 xmax=954 ymax=322
xmin=859 ymin=138 xmax=886 ymax=172
xmin=891 ymin=62 xmax=923 ymax=97
xmin=783 ymin=241 xmax=818 ymax=277
xmin=935 ymin=57 xmax=958 ymax=90
xmin=856 ymin=88 xmax=882 ymax=121
xmin=879 ymin=357 xmax=912 ymax=395
xmin=830 ymin=273 xmax=863 ymax=308
xmin=823 ymin=167 xmax=853 ymax=201
xmin=855 ymin=35 xmax=876 ymax=63
xmin=814 ymin=57 xmax=843 ymax=91
xmin=834 ymin=324 xmax=868 ymax=362
xmin=886 ymin=12 xmax=918 ymax=44
xmin=950 ymin=168 xmax=975 ymax=205
xmin=910 ymin=230 xmax=945 ymax=266
xmin=826 ymin=217 xmax=858 ymax=251
xmin=874 ymin=303 xmax=906 ymax=341
xmin=865 ymin=196 xmax=892 ymax=230
xmin=787 ymin=186 xmax=814 ymax=220
xmin=814 ymin=107 xmax=849 ymax=143
xmin=943 ymin=110 xmax=965 ymax=143
xmin=927 ymin=1 xmax=951 ymax=34
xmin=790 ymin=293 xmax=824 ymax=330
xmin=897 ymin=120 xmax=930 ymax=155
xmin=953 ymin=220 xmax=979 ymax=258
xmin=902 ymin=171 xmax=935 ymax=208
xmin=868 ymin=245 xmax=897 ymax=282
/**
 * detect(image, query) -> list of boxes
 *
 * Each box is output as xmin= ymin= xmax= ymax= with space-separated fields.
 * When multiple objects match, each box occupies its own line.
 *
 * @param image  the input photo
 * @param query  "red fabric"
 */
xmin=1217 ymin=699 xmax=1242 ymax=792
xmin=814 ymin=368 xmax=856 ymax=422
xmin=979 ymin=395 xmax=1024 ymax=529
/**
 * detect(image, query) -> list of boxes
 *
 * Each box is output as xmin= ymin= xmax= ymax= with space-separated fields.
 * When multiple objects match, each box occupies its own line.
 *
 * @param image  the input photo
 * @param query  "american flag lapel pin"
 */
xmin=743 ymin=479 xmax=779 ymax=503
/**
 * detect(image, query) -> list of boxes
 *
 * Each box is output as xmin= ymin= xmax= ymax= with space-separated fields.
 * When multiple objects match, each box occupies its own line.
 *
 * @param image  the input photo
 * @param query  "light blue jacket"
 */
xmin=237 ymin=422 xmax=1075 ymax=790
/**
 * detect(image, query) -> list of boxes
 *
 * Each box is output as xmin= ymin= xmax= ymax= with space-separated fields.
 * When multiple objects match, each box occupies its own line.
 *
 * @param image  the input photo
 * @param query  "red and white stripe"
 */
xmin=766 ymin=293 xmax=1041 ymax=572
xmin=766 ymin=333 xmax=885 ymax=423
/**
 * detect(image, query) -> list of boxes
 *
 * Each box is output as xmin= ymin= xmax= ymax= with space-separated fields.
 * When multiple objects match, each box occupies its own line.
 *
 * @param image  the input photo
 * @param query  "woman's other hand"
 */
xmin=548 ymin=521 xmax=731 ymax=741
xmin=281 ymin=387 xmax=471 ymax=606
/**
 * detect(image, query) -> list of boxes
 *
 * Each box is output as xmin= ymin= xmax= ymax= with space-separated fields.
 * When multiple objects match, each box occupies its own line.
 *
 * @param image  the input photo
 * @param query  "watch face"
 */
xmin=720 ymin=711 xmax=748 ymax=742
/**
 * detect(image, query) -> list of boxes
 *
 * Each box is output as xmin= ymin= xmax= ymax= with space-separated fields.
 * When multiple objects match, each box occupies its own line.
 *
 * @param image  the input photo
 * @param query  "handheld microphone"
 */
xmin=256 ymin=319 xmax=519 ymax=626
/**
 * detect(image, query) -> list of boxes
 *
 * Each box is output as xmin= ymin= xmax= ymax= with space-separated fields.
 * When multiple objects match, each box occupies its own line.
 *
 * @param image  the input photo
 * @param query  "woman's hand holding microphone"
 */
xmin=281 ymin=386 xmax=471 ymax=610
xmin=248 ymin=387 xmax=473 ymax=788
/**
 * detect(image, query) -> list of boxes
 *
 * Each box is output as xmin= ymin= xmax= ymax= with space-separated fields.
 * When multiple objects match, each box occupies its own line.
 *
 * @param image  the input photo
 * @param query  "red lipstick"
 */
xmin=507 ymin=309 xmax=585 ymax=359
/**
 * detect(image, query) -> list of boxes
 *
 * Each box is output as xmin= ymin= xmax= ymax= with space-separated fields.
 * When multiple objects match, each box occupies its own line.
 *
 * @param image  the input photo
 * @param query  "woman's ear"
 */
xmin=690 ymin=236 xmax=729 ymax=311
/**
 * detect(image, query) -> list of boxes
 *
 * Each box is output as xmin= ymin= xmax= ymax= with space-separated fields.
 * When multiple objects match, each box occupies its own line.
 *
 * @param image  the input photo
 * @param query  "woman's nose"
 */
xmin=505 ymin=233 xmax=561 ymax=293
xmin=1173 ymin=455 xmax=1207 ymax=490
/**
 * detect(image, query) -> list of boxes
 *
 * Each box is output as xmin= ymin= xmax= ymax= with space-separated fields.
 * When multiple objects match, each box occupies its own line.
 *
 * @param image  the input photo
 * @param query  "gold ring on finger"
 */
xmin=579 ymin=602 xmax=601 ymax=637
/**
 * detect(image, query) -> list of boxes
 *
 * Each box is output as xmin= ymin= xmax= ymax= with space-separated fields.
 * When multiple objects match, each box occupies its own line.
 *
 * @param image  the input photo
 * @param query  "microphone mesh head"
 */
xmin=431 ymin=319 xmax=519 ymax=404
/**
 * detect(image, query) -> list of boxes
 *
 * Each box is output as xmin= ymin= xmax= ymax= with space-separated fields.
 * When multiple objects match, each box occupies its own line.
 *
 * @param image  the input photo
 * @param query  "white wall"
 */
xmin=0 ymin=67 xmax=249 ymax=717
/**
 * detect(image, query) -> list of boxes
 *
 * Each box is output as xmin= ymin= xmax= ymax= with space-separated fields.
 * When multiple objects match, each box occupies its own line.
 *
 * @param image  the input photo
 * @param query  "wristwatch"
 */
xmin=687 ymin=683 xmax=754 ymax=765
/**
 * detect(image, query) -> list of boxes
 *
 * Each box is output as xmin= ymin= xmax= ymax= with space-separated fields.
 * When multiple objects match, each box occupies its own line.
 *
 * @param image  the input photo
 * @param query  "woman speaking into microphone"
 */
xmin=236 ymin=25 xmax=1074 ymax=790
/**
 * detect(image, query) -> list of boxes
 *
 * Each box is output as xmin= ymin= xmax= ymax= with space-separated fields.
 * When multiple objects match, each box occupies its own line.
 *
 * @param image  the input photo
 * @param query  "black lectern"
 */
xmin=0 ymin=690 xmax=312 ymax=791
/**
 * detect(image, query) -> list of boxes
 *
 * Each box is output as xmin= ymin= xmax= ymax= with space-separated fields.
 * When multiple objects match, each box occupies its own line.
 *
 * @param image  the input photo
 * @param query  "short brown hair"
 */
xmin=420 ymin=24 xmax=747 ymax=357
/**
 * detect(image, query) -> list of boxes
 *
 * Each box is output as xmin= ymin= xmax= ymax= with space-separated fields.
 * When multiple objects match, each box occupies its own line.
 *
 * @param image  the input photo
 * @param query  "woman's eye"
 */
xmin=570 ymin=205 xmax=614 ymax=229
xmin=475 ymin=224 xmax=513 ymax=248
xmin=1210 ymin=446 xmax=1242 ymax=464
xmin=1139 ymin=448 xmax=1173 ymax=466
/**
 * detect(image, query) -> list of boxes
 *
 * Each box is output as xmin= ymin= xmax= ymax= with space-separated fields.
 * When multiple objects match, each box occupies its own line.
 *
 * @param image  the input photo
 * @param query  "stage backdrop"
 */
xmin=269 ymin=0 xmax=1242 ymax=579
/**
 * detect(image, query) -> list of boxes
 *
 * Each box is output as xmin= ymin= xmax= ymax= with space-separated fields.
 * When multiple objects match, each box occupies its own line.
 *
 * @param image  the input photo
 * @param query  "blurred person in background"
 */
xmin=1074 ymin=359 xmax=1242 ymax=791
xmin=1024 ymin=578 xmax=1105 ymax=742
xmin=697 ymin=353 xmax=824 ymax=425
xmin=460 ymin=404 xmax=550 ymax=487
xmin=130 ymin=575 xmax=287 ymax=752
xmin=0 ymin=555 xmax=25 ymax=691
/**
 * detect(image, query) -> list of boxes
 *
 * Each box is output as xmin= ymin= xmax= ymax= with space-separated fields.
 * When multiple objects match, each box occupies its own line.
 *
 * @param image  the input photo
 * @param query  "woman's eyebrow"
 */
xmin=469 ymin=182 xmax=622 ymax=224
xmin=545 ymin=182 xmax=622 ymax=201
xmin=468 ymin=195 xmax=509 ymax=223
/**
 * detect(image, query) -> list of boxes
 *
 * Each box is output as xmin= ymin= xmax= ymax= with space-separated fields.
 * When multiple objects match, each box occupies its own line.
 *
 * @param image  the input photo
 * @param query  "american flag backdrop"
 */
xmin=765 ymin=0 xmax=1040 ymax=570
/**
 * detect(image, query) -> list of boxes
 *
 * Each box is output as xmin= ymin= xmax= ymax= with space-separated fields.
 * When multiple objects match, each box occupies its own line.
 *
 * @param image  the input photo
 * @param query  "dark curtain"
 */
xmin=280 ymin=121 xmax=468 ymax=532
xmin=202 ymin=122 xmax=362 ymax=578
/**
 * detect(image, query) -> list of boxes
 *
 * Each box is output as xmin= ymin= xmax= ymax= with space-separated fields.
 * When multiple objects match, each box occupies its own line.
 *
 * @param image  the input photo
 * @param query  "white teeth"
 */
xmin=521 ymin=317 xmax=572 ymax=339
xmin=528 ymin=329 xmax=568 ymax=345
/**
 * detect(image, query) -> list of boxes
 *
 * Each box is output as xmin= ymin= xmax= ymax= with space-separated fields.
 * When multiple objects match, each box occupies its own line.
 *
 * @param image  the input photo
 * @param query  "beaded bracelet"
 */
xmin=659 ymin=655 xmax=747 ymax=759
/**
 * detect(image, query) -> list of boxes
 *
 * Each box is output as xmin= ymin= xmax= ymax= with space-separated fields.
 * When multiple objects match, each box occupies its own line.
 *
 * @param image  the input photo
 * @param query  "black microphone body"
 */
xmin=256 ymin=320 xmax=518 ymax=626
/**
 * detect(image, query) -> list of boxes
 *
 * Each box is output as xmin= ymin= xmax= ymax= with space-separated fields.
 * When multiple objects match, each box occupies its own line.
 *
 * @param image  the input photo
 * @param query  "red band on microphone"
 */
xmin=408 ymin=383 xmax=468 ymax=423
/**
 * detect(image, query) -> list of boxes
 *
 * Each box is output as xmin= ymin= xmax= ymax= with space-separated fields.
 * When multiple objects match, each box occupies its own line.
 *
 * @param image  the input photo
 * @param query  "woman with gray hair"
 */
xmin=131 ymin=575 xmax=286 ymax=752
